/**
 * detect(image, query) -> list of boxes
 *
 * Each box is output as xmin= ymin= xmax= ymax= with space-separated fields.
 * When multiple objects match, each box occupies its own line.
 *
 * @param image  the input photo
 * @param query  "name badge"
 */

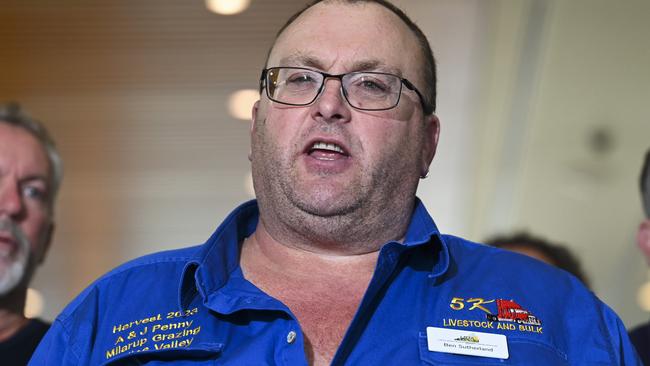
xmin=426 ymin=326 xmax=509 ymax=359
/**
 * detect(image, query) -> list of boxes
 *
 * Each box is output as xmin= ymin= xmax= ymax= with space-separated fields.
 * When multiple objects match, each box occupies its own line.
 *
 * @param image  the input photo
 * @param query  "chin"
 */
xmin=293 ymin=194 xmax=361 ymax=218
xmin=288 ymin=177 xmax=367 ymax=215
xmin=0 ymin=260 xmax=27 ymax=296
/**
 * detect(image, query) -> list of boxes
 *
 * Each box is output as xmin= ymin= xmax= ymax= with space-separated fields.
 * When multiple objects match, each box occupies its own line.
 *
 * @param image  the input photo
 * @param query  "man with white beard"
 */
xmin=0 ymin=103 xmax=61 ymax=365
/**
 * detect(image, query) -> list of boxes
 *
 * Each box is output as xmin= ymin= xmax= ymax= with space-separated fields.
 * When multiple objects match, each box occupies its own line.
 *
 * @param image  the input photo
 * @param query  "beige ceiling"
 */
xmin=1 ymin=0 xmax=306 ymax=94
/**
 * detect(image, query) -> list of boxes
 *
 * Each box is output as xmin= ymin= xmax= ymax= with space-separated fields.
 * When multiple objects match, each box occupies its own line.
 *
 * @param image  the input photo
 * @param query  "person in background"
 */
xmin=31 ymin=1 xmax=641 ymax=365
xmin=485 ymin=232 xmax=590 ymax=287
xmin=629 ymin=148 xmax=650 ymax=365
xmin=0 ymin=102 xmax=61 ymax=365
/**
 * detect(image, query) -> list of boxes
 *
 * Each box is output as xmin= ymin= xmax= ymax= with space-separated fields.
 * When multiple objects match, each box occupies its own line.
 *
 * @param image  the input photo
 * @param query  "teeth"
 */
xmin=312 ymin=142 xmax=344 ymax=153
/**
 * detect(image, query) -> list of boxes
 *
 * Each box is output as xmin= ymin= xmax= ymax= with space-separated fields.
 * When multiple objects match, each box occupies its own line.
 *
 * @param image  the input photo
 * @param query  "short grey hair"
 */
xmin=0 ymin=102 xmax=63 ymax=207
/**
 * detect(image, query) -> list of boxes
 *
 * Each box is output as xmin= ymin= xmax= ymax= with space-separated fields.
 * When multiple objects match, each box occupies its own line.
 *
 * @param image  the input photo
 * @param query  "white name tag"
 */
xmin=426 ymin=326 xmax=509 ymax=359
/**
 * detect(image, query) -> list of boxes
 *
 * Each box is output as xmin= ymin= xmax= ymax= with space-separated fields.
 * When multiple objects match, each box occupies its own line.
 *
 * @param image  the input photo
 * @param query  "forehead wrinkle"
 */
xmin=278 ymin=52 xmax=326 ymax=69
xmin=350 ymin=60 xmax=402 ymax=76
xmin=278 ymin=52 xmax=402 ymax=76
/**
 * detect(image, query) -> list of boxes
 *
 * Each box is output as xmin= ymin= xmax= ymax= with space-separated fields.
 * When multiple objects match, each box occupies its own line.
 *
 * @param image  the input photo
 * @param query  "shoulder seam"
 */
xmin=57 ymin=317 xmax=82 ymax=361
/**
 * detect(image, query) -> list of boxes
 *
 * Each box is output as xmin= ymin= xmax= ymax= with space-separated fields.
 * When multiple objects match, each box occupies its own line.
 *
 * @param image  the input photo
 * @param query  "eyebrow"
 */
xmin=277 ymin=53 xmax=403 ymax=76
xmin=21 ymin=175 xmax=49 ymax=185
xmin=19 ymin=174 xmax=50 ymax=191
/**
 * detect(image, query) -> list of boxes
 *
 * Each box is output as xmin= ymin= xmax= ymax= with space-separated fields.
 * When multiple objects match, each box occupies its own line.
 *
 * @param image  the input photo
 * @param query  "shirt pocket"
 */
xmin=418 ymin=332 xmax=568 ymax=365
xmin=99 ymin=343 xmax=224 ymax=366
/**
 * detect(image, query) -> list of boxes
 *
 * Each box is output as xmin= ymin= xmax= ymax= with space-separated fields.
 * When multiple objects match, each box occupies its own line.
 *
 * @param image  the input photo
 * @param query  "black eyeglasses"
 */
xmin=259 ymin=67 xmax=432 ymax=114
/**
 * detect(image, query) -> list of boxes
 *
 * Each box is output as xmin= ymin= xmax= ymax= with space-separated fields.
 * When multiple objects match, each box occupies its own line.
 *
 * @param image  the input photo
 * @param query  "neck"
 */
xmin=0 ymin=287 xmax=29 ymax=342
xmin=241 ymin=224 xmax=380 ymax=279
xmin=256 ymin=196 xmax=416 ymax=256
xmin=240 ymin=226 xmax=380 ymax=366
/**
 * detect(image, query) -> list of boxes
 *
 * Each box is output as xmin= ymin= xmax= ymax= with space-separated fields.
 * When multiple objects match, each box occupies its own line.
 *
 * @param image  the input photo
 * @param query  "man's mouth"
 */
xmin=0 ymin=232 xmax=15 ymax=244
xmin=0 ymin=235 xmax=16 ymax=259
xmin=307 ymin=141 xmax=349 ymax=160
xmin=311 ymin=141 xmax=345 ymax=154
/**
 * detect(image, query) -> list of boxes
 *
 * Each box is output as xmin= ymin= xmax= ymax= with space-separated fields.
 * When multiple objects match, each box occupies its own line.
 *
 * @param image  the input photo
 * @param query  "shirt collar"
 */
xmin=177 ymin=198 xmax=451 ymax=310
xmin=178 ymin=200 xmax=258 ymax=311
xmin=402 ymin=198 xmax=450 ymax=278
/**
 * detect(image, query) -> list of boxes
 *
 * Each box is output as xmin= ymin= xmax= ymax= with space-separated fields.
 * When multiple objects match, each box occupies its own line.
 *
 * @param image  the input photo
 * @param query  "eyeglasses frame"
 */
xmin=259 ymin=66 xmax=433 ymax=115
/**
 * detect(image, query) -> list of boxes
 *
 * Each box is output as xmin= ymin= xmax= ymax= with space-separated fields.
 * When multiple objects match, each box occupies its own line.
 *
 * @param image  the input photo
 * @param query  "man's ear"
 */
xmin=249 ymin=100 xmax=261 ymax=162
xmin=420 ymin=114 xmax=440 ymax=177
xmin=637 ymin=220 xmax=650 ymax=264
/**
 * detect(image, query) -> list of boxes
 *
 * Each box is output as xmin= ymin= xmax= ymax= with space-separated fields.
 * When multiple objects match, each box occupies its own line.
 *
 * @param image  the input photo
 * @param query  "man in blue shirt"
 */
xmin=31 ymin=1 xmax=641 ymax=365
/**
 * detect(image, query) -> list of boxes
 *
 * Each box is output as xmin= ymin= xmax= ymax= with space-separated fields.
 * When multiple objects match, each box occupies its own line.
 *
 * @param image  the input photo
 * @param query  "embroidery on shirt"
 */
xmin=105 ymin=307 xmax=201 ymax=360
xmin=444 ymin=297 xmax=543 ymax=334
xmin=486 ymin=299 xmax=541 ymax=326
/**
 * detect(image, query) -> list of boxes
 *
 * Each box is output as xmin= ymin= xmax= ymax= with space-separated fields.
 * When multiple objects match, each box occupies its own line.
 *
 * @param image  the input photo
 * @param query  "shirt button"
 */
xmin=286 ymin=330 xmax=297 ymax=344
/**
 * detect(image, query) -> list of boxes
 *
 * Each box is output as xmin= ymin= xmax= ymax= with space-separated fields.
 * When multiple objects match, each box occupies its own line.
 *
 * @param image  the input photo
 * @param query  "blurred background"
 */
xmin=1 ymin=0 xmax=649 ymax=329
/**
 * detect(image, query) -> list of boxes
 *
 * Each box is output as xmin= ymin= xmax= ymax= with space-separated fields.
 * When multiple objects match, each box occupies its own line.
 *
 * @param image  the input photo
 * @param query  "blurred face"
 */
xmin=638 ymin=220 xmax=650 ymax=265
xmin=251 ymin=2 xmax=439 ymax=227
xmin=502 ymin=245 xmax=555 ymax=266
xmin=0 ymin=123 xmax=53 ymax=295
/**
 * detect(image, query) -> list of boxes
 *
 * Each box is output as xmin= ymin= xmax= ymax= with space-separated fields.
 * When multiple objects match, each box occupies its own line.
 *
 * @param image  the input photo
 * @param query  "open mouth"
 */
xmin=0 ymin=235 xmax=16 ymax=259
xmin=308 ymin=141 xmax=349 ymax=160
xmin=0 ymin=232 xmax=15 ymax=244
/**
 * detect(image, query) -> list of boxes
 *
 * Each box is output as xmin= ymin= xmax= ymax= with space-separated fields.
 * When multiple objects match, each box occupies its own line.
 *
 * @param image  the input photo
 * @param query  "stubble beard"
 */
xmin=252 ymin=120 xmax=418 ymax=250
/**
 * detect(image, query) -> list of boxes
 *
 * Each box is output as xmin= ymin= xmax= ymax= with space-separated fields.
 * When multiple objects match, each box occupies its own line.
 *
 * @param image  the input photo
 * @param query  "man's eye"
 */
xmin=286 ymin=73 xmax=317 ymax=84
xmin=23 ymin=186 xmax=47 ymax=201
xmin=360 ymin=80 xmax=387 ymax=92
xmin=349 ymin=74 xmax=394 ymax=94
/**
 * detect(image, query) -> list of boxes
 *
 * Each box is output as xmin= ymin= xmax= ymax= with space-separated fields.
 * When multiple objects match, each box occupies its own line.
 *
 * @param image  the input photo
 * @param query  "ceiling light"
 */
xmin=205 ymin=0 xmax=251 ymax=15
xmin=228 ymin=89 xmax=259 ymax=120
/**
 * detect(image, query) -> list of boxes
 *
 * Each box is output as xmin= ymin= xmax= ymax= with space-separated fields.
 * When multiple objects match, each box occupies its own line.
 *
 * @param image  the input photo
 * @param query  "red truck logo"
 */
xmin=486 ymin=299 xmax=541 ymax=326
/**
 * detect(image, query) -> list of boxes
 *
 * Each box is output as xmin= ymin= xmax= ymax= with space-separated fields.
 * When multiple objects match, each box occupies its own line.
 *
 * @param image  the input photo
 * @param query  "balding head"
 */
xmin=264 ymin=0 xmax=437 ymax=114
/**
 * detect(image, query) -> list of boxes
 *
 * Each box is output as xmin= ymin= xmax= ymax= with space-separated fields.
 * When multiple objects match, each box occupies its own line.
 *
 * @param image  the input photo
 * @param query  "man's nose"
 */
xmin=0 ymin=181 xmax=23 ymax=218
xmin=311 ymin=79 xmax=352 ymax=123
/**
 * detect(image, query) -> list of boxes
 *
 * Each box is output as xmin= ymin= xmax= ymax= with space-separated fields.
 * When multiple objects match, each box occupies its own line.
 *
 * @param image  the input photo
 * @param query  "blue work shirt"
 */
xmin=30 ymin=200 xmax=641 ymax=365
